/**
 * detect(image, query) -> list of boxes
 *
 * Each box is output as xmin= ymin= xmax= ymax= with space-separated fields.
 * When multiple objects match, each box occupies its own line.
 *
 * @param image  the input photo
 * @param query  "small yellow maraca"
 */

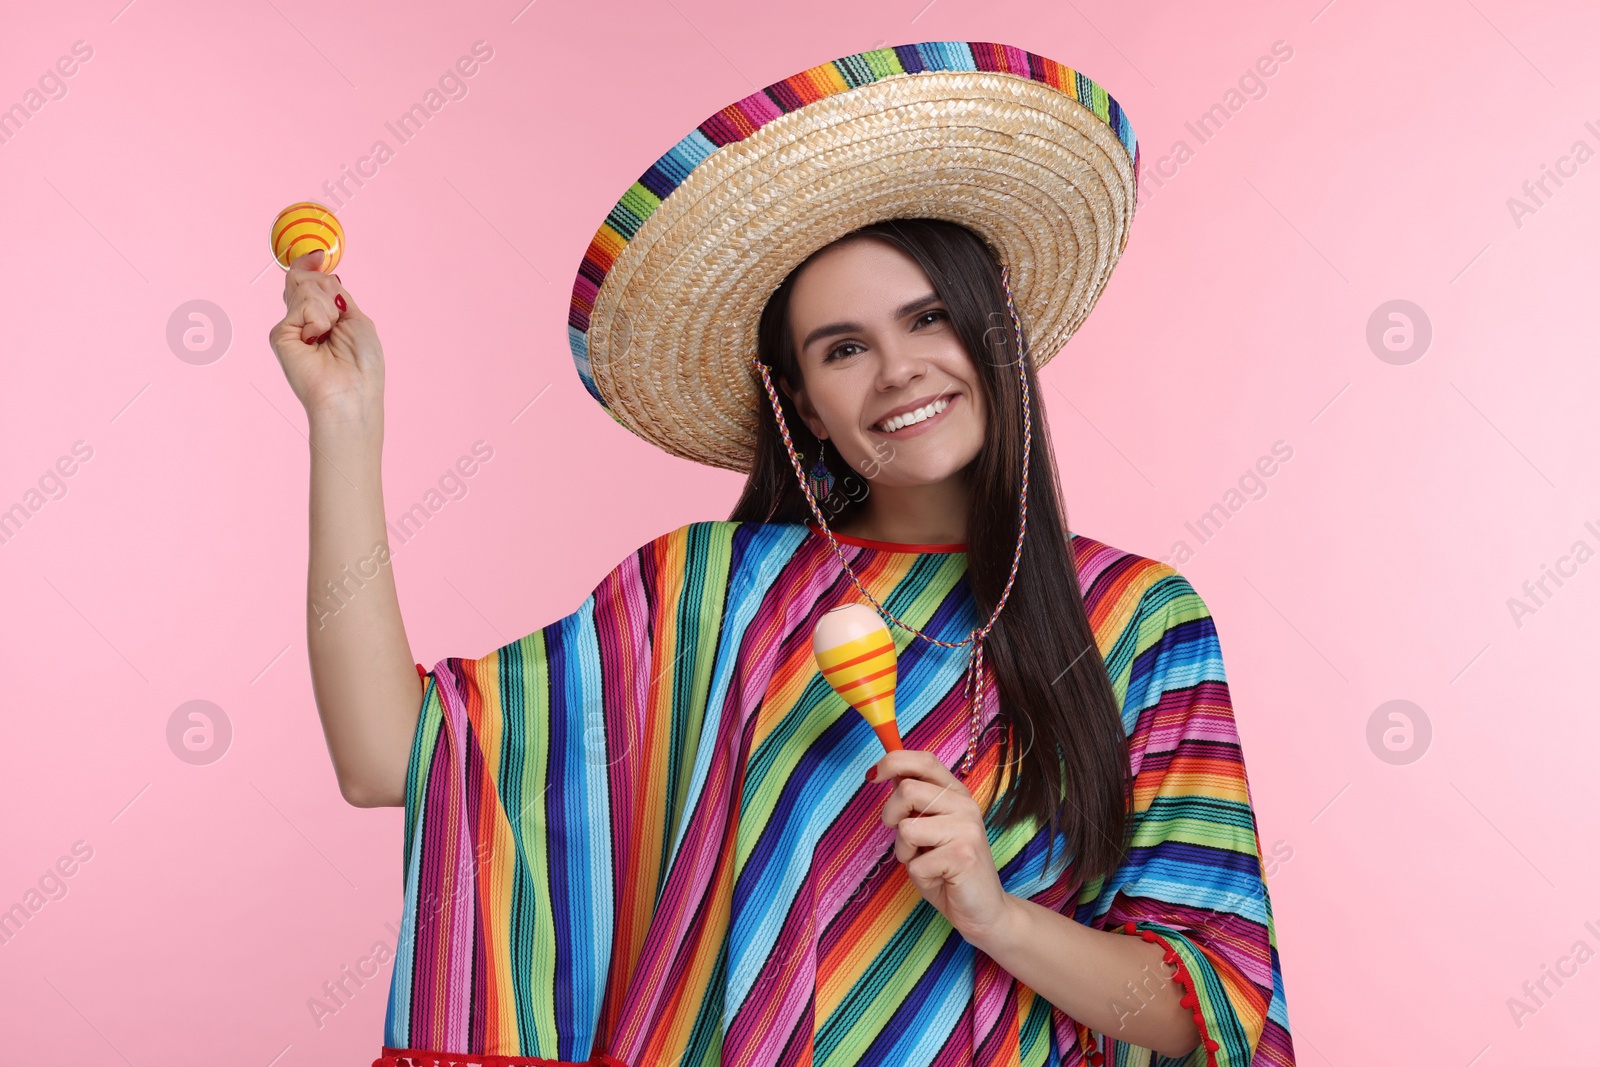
xmin=813 ymin=603 xmax=904 ymax=753
xmin=270 ymin=201 xmax=344 ymax=272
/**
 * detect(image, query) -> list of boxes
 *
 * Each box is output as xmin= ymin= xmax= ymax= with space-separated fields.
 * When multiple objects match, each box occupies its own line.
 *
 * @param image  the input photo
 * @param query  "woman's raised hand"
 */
xmin=269 ymin=248 xmax=385 ymax=426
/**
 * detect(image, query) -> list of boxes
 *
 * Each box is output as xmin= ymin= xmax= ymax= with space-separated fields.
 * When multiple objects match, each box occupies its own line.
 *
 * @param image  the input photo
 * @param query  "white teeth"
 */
xmin=877 ymin=397 xmax=949 ymax=433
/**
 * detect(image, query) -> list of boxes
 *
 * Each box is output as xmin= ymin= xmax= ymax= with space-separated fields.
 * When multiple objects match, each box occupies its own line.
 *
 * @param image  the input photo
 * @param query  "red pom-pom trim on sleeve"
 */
xmin=415 ymin=662 xmax=427 ymax=680
xmin=1118 ymin=920 xmax=1219 ymax=1066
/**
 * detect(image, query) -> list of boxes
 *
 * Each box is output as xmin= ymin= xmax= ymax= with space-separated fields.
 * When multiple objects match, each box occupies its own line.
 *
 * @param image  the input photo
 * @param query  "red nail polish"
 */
xmin=865 ymin=766 xmax=877 ymax=781
xmin=334 ymin=293 xmax=347 ymax=312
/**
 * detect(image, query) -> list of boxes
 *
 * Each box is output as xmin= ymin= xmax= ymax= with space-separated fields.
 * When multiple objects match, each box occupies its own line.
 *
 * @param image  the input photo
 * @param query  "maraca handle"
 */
xmin=872 ymin=722 xmax=904 ymax=753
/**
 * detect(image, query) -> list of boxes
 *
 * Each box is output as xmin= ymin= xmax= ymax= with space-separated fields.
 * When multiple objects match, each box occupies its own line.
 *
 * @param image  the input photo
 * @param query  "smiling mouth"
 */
xmin=873 ymin=395 xmax=954 ymax=435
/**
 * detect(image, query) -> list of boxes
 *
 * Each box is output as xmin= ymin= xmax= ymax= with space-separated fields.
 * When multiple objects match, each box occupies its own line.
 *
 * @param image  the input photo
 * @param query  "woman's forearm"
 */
xmin=963 ymin=893 xmax=1200 ymax=1059
xmin=306 ymin=412 xmax=421 ymax=807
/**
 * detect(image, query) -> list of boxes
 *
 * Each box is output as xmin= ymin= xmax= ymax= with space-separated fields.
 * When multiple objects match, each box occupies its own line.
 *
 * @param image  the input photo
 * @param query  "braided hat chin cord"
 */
xmin=751 ymin=263 xmax=1034 ymax=780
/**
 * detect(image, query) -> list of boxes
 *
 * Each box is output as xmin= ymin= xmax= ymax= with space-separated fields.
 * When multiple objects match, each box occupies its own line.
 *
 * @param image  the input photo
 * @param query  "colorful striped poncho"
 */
xmin=379 ymin=521 xmax=1295 ymax=1067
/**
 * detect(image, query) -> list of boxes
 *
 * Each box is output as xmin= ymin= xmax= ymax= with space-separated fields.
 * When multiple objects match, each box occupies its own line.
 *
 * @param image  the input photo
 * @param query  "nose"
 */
xmin=874 ymin=334 xmax=926 ymax=392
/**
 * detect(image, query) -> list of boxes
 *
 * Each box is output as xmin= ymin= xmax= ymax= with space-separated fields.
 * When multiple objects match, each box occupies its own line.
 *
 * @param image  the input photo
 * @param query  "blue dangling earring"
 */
xmin=805 ymin=440 xmax=836 ymax=503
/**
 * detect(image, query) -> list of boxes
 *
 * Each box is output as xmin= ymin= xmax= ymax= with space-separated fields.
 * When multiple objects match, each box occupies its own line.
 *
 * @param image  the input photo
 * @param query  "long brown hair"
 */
xmin=729 ymin=217 xmax=1131 ymax=885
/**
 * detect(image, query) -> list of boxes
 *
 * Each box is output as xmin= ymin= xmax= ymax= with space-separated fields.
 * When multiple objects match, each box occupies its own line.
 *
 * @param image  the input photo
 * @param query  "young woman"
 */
xmin=271 ymin=41 xmax=1294 ymax=1067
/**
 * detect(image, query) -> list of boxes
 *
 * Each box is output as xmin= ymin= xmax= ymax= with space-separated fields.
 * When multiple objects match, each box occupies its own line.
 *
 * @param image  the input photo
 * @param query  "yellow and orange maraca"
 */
xmin=270 ymin=201 xmax=344 ymax=273
xmin=813 ymin=603 xmax=905 ymax=753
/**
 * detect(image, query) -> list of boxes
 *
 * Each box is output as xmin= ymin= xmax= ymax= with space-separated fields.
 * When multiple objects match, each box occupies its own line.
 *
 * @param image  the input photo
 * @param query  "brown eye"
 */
xmin=825 ymin=341 xmax=864 ymax=362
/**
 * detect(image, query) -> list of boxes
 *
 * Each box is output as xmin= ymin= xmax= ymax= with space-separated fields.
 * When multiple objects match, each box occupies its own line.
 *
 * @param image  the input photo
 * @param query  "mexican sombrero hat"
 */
xmin=567 ymin=40 xmax=1141 ymax=472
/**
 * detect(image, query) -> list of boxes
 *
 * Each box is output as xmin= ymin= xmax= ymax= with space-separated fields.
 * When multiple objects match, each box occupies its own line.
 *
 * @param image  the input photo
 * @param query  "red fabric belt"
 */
xmin=372 ymin=1048 xmax=629 ymax=1067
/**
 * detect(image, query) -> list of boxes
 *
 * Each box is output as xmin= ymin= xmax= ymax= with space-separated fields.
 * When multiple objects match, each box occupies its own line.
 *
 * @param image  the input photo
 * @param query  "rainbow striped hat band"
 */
xmin=567 ymin=40 xmax=1141 ymax=471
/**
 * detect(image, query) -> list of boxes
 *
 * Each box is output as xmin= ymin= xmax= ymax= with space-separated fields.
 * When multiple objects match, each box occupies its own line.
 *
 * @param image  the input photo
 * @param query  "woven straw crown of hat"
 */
xmin=567 ymin=40 xmax=1141 ymax=472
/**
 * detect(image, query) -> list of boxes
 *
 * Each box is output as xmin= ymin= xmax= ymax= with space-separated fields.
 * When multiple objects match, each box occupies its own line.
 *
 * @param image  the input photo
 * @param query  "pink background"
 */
xmin=2 ymin=0 xmax=1595 ymax=1062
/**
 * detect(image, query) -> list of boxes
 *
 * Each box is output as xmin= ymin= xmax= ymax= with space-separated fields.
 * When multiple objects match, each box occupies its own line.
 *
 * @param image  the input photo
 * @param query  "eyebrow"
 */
xmin=799 ymin=292 xmax=944 ymax=353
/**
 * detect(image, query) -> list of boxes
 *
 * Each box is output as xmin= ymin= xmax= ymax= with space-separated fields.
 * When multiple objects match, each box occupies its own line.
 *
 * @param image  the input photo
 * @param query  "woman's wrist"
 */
xmin=309 ymin=402 xmax=384 ymax=445
xmin=307 ymin=407 xmax=385 ymax=494
xmin=957 ymin=890 xmax=1027 ymax=956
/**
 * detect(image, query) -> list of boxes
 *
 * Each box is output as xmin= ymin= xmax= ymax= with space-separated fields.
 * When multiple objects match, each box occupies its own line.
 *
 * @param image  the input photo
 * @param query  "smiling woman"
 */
xmin=273 ymin=37 xmax=1296 ymax=1067
xmin=721 ymin=218 xmax=1293 ymax=1060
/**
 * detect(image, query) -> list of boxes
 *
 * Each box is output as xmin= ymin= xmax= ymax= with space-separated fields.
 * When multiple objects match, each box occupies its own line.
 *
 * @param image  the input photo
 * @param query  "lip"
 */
xmin=870 ymin=392 xmax=959 ymax=439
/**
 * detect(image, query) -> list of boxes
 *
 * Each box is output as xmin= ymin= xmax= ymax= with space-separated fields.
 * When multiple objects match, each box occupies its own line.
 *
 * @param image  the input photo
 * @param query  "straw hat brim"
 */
xmin=571 ymin=49 xmax=1139 ymax=472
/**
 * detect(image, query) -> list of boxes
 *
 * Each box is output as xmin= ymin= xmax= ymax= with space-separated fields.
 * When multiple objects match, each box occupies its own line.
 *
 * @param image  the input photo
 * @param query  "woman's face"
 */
xmin=782 ymin=235 xmax=986 ymax=490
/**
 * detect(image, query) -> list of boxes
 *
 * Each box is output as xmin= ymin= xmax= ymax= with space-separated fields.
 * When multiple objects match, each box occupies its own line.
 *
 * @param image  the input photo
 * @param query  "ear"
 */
xmin=778 ymin=376 xmax=829 ymax=441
